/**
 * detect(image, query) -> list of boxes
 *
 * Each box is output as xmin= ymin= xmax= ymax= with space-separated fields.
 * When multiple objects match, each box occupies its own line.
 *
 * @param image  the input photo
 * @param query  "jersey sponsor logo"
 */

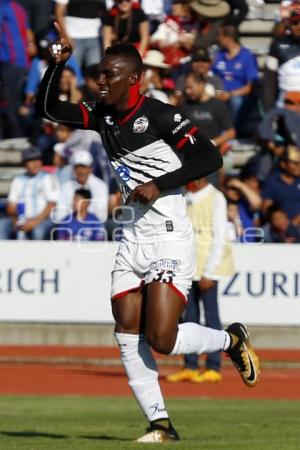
xmin=116 ymin=165 xmax=131 ymax=182
xmin=174 ymin=113 xmax=182 ymax=122
xmin=172 ymin=118 xmax=190 ymax=135
xmin=150 ymin=258 xmax=181 ymax=271
xmin=104 ymin=116 xmax=114 ymax=125
xmin=133 ymin=116 xmax=149 ymax=133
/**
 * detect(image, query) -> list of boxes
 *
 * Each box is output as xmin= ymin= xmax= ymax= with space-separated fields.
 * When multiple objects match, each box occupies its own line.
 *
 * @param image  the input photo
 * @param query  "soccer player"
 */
xmin=35 ymin=23 xmax=260 ymax=443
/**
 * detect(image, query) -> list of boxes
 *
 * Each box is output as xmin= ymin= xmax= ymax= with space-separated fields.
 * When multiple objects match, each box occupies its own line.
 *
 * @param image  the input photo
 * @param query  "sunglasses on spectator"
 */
xmin=116 ymin=0 xmax=131 ymax=3
xmin=284 ymin=99 xmax=300 ymax=105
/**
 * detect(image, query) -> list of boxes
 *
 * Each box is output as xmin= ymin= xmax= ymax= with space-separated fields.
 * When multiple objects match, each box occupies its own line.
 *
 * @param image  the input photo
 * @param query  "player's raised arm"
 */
xmin=35 ymin=22 xmax=90 ymax=128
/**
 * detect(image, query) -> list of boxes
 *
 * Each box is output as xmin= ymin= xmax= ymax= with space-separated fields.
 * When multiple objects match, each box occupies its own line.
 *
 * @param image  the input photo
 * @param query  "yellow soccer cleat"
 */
xmin=136 ymin=421 xmax=180 ymax=443
xmin=225 ymin=322 xmax=260 ymax=387
xmin=165 ymin=368 xmax=200 ymax=383
xmin=190 ymin=369 xmax=222 ymax=384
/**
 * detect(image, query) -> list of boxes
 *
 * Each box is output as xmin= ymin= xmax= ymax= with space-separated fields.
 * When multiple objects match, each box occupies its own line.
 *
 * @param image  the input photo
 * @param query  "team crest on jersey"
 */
xmin=116 ymin=165 xmax=131 ymax=182
xmin=133 ymin=116 xmax=149 ymax=133
xmin=104 ymin=116 xmax=114 ymax=125
xmin=174 ymin=113 xmax=182 ymax=122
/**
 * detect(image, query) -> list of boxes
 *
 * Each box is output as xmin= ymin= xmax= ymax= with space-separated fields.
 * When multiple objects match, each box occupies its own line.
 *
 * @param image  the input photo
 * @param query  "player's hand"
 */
xmin=198 ymin=278 xmax=215 ymax=292
xmin=125 ymin=181 xmax=160 ymax=205
xmin=50 ymin=21 xmax=73 ymax=64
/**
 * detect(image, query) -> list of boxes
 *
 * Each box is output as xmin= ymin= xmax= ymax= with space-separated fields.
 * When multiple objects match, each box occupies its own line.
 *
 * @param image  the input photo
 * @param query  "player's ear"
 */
xmin=129 ymin=73 xmax=139 ymax=85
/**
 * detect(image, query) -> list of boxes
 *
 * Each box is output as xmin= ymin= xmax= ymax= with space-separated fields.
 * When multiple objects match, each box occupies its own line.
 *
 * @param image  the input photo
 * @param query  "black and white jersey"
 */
xmin=36 ymin=62 xmax=223 ymax=243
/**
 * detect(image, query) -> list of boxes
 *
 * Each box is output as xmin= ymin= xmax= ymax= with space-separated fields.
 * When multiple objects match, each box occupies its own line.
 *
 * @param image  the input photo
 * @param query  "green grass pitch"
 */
xmin=0 ymin=396 xmax=299 ymax=449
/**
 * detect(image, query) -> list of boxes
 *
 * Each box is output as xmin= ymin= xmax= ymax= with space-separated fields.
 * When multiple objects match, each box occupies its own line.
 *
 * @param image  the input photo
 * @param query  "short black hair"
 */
xmin=74 ymin=188 xmax=92 ymax=200
xmin=105 ymin=43 xmax=144 ymax=77
xmin=83 ymin=64 xmax=100 ymax=80
xmin=220 ymin=25 xmax=240 ymax=43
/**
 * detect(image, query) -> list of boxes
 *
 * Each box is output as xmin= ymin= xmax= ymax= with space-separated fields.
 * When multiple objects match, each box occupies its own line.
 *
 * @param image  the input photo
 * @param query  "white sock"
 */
xmin=170 ymin=323 xmax=231 ymax=355
xmin=115 ymin=332 xmax=169 ymax=422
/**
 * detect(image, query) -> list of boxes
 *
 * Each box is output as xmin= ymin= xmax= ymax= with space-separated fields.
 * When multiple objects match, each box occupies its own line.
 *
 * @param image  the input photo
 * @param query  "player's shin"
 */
xmin=169 ymin=322 xmax=231 ymax=355
xmin=114 ymin=332 xmax=169 ymax=422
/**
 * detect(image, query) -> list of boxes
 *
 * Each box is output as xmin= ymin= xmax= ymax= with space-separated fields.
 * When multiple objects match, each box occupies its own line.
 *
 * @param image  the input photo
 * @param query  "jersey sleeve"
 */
xmin=151 ymin=103 xmax=223 ymax=192
xmin=35 ymin=61 xmax=97 ymax=130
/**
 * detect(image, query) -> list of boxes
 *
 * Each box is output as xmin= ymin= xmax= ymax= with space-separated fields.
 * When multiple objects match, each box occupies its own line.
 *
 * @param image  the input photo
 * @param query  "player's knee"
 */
xmin=146 ymin=330 xmax=174 ymax=355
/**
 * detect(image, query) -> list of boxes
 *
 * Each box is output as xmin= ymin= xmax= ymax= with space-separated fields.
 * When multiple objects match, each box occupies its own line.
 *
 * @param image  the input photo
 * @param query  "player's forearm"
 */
xmin=35 ymin=62 xmax=85 ymax=127
xmin=35 ymin=61 xmax=66 ymax=119
xmin=154 ymin=140 xmax=223 ymax=192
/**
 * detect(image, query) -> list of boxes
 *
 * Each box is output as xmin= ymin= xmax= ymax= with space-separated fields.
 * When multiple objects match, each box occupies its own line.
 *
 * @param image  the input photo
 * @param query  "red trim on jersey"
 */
xmin=118 ymin=95 xmax=145 ymax=125
xmin=79 ymin=103 xmax=89 ymax=129
xmin=167 ymin=284 xmax=187 ymax=304
xmin=111 ymin=285 xmax=142 ymax=301
xmin=176 ymin=126 xmax=198 ymax=150
xmin=127 ymin=81 xmax=141 ymax=108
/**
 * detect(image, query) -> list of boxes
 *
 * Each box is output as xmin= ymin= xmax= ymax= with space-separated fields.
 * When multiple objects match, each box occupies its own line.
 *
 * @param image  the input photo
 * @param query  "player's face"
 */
xmin=97 ymin=55 xmax=137 ymax=107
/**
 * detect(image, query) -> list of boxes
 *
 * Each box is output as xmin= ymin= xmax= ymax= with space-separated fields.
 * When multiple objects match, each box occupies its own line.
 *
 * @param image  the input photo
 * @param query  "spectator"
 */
xmin=181 ymin=71 xmax=235 ymax=186
xmin=0 ymin=0 xmax=36 ymax=138
xmin=0 ymin=146 xmax=59 ymax=240
xmin=190 ymin=0 xmax=230 ymax=49
xmin=263 ymin=205 xmax=300 ymax=243
xmin=182 ymin=72 xmax=235 ymax=154
xmin=56 ymin=150 xmax=109 ymax=224
xmin=191 ymin=47 xmax=223 ymax=96
xmin=261 ymin=145 xmax=300 ymax=226
xmin=52 ymin=142 xmax=73 ymax=185
xmin=56 ymin=188 xmax=106 ymax=241
xmin=141 ymin=50 xmax=171 ymax=103
xmin=140 ymin=0 xmax=165 ymax=33
xmin=263 ymin=5 xmax=300 ymax=111
xmin=242 ymin=93 xmax=300 ymax=182
xmin=226 ymin=200 xmax=244 ymax=242
xmin=81 ymin=64 xmax=100 ymax=102
xmin=166 ymin=177 xmax=234 ymax=383
xmin=16 ymin=0 xmax=52 ymax=36
xmin=223 ymin=176 xmax=262 ymax=242
xmin=225 ymin=0 xmax=249 ymax=26
xmin=151 ymin=0 xmax=197 ymax=69
xmin=212 ymin=25 xmax=259 ymax=136
xmin=58 ymin=66 xmax=82 ymax=103
xmin=54 ymin=0 xmax=106 ymax=69
xmin=103 ymin=0 xmax=150 ymax=57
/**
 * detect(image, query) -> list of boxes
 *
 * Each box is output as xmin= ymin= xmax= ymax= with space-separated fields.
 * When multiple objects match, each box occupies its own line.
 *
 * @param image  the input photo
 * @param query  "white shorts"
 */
xmin=111 ymin=236 xmax=196 ymax=303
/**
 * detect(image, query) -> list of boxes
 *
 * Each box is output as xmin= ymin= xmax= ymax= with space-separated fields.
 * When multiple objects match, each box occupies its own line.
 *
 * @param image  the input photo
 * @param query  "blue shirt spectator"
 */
xmin=212 ymin=46 xmax=258 ymax=92
xmin=0 ymin=0 xmax=30 ymax=67
xmin=212 ymin=25 xmax=258 ymax=137
xmin=262 ymin=172 xmax=300 ymax=221
xmin=56 ymin=188 xmax=106 ymax=241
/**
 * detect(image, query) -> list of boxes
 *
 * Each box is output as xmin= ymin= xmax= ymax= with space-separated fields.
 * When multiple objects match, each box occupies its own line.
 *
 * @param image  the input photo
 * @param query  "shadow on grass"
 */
xmin=0 ymin=431 xmax=67 ymax=439
xmin=81 ymin=434 xmax=132 ymax=441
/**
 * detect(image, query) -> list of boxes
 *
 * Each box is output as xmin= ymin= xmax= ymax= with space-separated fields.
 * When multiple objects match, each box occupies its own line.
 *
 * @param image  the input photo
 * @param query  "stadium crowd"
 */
xmin=0 ymin=0 xmax=300 ymax=243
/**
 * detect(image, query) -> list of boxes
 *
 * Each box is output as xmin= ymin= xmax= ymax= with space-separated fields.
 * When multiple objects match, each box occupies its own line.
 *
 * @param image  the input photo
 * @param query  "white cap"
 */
xmin=71 ymin=150 xmax=93 ymax=167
